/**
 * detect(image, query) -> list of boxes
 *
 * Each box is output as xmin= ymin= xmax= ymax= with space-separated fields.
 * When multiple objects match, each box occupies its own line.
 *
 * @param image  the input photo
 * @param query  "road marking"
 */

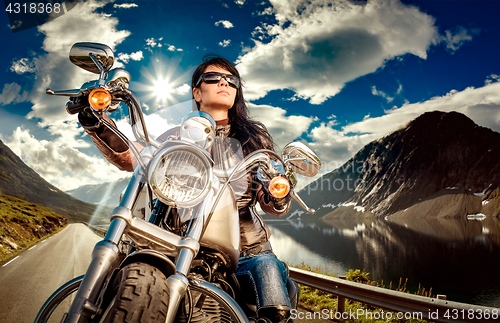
xmin=2 ymin=256 xmax=19 ymax=267
xmin=28 ymin=245 xmax=37 ymax=250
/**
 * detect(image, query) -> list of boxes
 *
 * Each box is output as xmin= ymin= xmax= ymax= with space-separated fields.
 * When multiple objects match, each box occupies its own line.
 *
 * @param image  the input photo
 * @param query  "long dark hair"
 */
xmin=192 ymin=54 xmax=275 ymax=155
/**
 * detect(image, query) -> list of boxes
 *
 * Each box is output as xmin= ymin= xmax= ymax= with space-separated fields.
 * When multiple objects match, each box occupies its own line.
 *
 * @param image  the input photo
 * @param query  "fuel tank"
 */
xmin=200 ymin=185 xmax=240 ymax=271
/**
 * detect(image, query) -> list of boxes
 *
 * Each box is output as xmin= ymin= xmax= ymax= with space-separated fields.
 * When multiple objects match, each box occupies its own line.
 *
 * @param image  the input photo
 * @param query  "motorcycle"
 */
xmin=35 ymin=42 xmax=321 ymax=323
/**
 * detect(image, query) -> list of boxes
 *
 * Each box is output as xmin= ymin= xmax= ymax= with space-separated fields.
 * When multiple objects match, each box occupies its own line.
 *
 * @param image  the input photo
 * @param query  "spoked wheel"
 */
xmin=34 ymin=275 xmax=83 ymax=323
xmin=176 ymin=279 xmax=249 ymax=323
xmin=34 ymin=264 xmax=248 ymax=323
xmin=101 ymin=262 xmax=169 ymax=323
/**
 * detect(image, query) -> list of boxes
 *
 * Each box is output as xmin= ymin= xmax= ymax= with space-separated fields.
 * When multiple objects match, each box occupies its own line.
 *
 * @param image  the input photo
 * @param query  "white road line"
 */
xmin=28 ymin=245 xmax=37 ymax=250
xmin=2 ymin=256 xmax=19 ymax=267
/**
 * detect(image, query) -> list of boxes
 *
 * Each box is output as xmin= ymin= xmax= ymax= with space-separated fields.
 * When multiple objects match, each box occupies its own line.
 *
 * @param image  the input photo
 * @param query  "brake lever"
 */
xmin=46 ymin=88 xmax=83 ymax=97
xmin=290 ymin=190 xmax=315 ymax=214
xmin=46 ymin=80 xmax=100 ymax=97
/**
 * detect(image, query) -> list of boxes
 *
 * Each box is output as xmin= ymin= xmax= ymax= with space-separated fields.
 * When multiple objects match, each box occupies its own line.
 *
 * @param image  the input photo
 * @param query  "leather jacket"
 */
xmin=81 ymin=117 xmax=292 ymax=251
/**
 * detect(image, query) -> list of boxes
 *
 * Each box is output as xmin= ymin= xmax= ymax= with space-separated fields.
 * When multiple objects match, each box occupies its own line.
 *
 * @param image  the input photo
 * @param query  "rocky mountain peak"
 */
xmin=289 ymin=111 xmax=500 ymax=219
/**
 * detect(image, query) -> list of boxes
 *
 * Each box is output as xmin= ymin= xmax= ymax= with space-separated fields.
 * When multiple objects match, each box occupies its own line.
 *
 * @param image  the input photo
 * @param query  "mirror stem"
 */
xmin=89 ymin=53 xmax=107 ymax=86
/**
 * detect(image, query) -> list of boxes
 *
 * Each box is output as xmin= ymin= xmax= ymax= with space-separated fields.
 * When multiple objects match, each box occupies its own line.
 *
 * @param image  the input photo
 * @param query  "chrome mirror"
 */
xmin=69 ymin=42 xmax=114 ymax=74
xmin=282 ymin=142 xmax=321 ymax=177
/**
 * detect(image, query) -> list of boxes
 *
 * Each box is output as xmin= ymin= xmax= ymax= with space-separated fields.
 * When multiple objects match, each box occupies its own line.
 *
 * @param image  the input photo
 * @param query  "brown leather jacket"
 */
xmin=82 ymin=119 xmax=291 ymax=251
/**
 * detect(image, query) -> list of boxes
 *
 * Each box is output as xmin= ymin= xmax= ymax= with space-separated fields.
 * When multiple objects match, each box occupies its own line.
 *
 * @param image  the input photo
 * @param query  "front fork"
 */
xmin=64 ymin=165 xmax=213 ymax=323
xmin=64 ymin=167 xmax=145 ymax=323
xmin=163 ymin=189 xmax=214 ymax=323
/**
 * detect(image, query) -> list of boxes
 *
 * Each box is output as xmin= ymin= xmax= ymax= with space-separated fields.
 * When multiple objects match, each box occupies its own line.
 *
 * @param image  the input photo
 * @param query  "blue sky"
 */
xmin=0 ymin=0 xmax=499 ymax=191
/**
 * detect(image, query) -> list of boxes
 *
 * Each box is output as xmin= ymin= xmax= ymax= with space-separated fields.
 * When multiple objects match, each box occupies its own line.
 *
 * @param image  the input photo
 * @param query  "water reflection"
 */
xmin=267 ymin=216 xmax=500 ymax=307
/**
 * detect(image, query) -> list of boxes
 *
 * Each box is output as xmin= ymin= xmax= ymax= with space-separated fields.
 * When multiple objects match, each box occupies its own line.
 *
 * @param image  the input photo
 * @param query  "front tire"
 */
xmin=103 ymin=262 xmax=169 ymax=323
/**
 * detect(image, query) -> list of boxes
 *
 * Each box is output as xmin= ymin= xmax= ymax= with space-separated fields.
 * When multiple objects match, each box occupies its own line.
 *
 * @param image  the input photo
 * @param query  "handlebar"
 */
xmin=212 ymin=150 xmax=316 ymax=217
xmin=49 ymin=81 xmax=317 ymax=216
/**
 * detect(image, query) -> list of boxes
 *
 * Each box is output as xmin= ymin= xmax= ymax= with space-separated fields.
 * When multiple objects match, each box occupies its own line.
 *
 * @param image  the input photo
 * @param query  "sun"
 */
xmin=134 ymin=55 xmax=192 ymax=111
xmin=152 ymin=78 xmax=173 ymax=102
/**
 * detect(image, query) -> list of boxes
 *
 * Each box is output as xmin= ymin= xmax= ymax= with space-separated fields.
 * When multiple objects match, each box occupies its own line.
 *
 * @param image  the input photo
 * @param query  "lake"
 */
xmin=266 ymin=216 xmax=500 ymax=307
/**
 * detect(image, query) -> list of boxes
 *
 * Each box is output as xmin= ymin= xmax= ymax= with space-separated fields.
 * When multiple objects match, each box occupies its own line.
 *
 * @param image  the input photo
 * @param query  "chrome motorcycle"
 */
xmin=35 ymin=42 xmax=321 ymax=323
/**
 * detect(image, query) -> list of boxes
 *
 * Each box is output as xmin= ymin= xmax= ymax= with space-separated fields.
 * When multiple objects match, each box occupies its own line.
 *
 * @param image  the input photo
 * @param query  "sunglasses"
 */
xmin=196 ymin=72 xmax=240 ymax=89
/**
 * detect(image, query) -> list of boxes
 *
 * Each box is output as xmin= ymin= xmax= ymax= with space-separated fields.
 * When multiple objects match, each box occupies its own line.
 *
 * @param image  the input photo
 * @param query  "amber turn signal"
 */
xmin=269 ymin=176 xmax=290 ymax=199
xmin=88 ymin=88 xmax=111 ymax=110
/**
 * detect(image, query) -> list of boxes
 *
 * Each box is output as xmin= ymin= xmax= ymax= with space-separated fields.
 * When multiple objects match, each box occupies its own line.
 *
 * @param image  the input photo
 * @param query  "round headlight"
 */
xmin=148 ymin=144 xmax=212 ymax=207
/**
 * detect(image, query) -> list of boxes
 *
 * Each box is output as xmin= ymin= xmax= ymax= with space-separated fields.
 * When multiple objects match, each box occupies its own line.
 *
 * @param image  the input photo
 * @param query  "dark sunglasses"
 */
xmin=195 ymin=72 xmax=240 ymax=89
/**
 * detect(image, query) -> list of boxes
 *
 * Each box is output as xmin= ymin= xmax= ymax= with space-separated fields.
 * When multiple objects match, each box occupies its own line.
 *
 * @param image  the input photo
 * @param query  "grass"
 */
xmin=0 ymin=194 xmax=68 ymax=263
xmin=292 ymin=263 xmax=431 ymax=322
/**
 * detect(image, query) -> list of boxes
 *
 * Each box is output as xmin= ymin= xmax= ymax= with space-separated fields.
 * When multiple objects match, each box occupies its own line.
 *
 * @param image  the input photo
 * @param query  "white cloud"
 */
xmin=306 ymin=78 xmax=500 ymax=173
xmin=4 ymin=127 xmax=126 ymax=191
xmin=442 ymin=26 xmax=477 ymax=53
xmin=215 ymin=20 xmax=234 ymax=29
xmin=10 ymin=58 xmax=36 ymax=74
xmin=486 ymin=74 xmax=500 ymax=85
xmin=248 ymin=102 xmax=315 ymax=149
xmin=237 ymin=0 xmax=439 ymax=104
xmin=175 ymin=84 xmax=191 ymax=94
xmin=371 ymin=86 xmax=394 ymax=103
xmin=167 ymin=45 xmax=183 ymax=52
xmin=257 ymin=7 xmax=273 ymax=16
xmin=117 ymin=50 xmax=144 ymax=63
xmin=235 ymin=0 xmax=245 ymax=5
xmin=0 ymin=0 xmax=133 ymax=190
xmin=146 ymin=38 xmax=158 ymax=47
xmin=396 ymin=83 xmax=403 ymax=95
xmin=113 ymin=3 xmax=138 ymax=9
xmin=146 ymin=37 xmax=164 ymax=48
xmin=0 ymin=83 xmax=29 ymax=105
xmin=219 ymin=39 xmax=231 ymax=47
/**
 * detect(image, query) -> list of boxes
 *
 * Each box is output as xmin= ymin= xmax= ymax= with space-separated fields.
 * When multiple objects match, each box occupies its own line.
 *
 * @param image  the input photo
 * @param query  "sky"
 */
xmin=0 ymin=0 xmax=499 ymax=192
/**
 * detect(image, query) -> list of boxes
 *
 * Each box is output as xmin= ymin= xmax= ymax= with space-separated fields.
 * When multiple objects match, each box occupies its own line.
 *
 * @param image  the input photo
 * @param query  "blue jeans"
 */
xmin=235 ymin=250 xmax=291 ymax=310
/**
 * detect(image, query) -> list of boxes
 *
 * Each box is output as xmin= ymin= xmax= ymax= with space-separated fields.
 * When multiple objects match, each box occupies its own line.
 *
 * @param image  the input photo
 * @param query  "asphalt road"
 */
xmin=0 ymin=223 xmax=331 ymax=323
xmin=0 ymin=223 xmax=101 ymax=323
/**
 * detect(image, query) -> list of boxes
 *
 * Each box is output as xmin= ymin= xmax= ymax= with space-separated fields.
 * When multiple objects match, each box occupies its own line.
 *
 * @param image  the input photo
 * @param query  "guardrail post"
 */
xmin=337 ymin=276 xmax=346 ymax=315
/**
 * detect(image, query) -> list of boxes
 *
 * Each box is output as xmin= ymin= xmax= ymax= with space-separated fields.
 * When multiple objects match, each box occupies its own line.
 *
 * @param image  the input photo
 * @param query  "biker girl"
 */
xmin=78 ymin=55 xmax=294 ymax=323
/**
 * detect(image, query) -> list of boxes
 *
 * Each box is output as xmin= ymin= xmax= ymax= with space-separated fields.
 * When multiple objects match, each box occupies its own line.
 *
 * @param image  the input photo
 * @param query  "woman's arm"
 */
xmin=79 ymin=110 xmax=134 ymax=172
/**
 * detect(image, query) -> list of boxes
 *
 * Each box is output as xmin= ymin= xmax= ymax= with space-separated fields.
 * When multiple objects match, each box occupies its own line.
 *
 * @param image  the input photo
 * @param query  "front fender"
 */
xmin=189 ymin=278 xmax=250 ymax=323
xmin=120 ymin=249 xmax=176 ymax=278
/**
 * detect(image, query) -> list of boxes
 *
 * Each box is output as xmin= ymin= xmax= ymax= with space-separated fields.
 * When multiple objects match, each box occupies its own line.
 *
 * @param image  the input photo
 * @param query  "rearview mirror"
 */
xmin=69 ymin=42 xmax=114 ymax=74
xmin=282 ymin=142 xmax=321 ymax=177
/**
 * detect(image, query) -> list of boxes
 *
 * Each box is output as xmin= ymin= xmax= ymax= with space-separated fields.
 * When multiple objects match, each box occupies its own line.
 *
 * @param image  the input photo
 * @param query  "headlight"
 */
xmin=148 ymin=144 xmax=213 ymax=207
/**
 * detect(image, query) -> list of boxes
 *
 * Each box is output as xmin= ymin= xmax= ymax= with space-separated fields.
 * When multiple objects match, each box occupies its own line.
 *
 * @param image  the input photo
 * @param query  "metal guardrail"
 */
xmin=82 ymin=222 xmax=107 ymax=236
xmin=289 ymin=267 xmax=499 ymax=323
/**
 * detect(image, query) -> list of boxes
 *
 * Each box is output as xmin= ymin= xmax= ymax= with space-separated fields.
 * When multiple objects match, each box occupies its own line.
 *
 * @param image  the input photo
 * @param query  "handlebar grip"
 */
xmin=66 ymin=96 xmax=89 ymax=115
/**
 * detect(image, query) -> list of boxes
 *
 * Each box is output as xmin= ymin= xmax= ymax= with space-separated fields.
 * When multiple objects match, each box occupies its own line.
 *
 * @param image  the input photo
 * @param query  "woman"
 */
xmin=79 ymin=55 xmax=293 ymax=323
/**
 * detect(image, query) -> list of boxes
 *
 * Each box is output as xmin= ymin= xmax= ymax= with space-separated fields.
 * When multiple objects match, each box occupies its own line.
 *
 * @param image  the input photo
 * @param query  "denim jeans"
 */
xmin=235 ymin=250 xmax=291 ymax=310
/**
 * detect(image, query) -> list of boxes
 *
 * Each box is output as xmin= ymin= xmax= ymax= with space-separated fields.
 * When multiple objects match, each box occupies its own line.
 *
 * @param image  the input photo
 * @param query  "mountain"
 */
xmin=0 ymin=194 xmax=68 ymax=262
xmin=66 ymin=177 xmax=130 ymax=207
xmin=288 ymin=111 xmax=500 ymax=219
xmin=0 ymin=140 xmax=107 ymax=223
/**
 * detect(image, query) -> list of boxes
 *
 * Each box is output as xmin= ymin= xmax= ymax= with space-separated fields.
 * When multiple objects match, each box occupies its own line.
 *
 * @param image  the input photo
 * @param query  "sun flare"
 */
xmin=133 ymin=55 xmax=194 ymax=112
xmin=152 ymin=78 xmax=173 ymax=102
